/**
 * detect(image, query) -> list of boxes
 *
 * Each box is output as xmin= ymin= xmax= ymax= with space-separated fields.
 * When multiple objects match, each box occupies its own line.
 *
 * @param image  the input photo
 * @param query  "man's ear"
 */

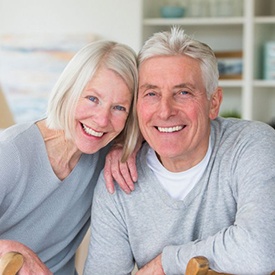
xmin=209 ymin=87 xmax=223 ymax=120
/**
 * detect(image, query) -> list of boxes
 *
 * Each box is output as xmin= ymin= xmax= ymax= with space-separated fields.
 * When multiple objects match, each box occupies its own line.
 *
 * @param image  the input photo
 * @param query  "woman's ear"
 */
xmin=209 ymin=87 xmax=223 ymax=120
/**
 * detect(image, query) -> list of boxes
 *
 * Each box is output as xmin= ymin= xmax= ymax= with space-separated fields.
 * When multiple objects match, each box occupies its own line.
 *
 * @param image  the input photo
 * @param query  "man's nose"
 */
xmin=158 ymin=97 xmax=175 ymax=119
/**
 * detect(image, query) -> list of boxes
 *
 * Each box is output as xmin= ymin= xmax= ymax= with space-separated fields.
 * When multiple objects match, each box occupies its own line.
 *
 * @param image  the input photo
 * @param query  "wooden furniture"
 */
xmin=186 ymin=256 xmax=275 ymax=275
xmin=186 ymin=256 xmax=231 ymax=275
xmin=0 ymin=252 xmax=24 ymax=275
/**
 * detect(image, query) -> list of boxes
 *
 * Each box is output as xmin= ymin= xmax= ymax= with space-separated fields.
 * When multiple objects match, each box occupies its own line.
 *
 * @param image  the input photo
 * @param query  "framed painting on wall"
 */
xmin=215 ymin=51 xmax=243 ymax=80
xmin=0 ymin=34 xmax=99 ymax=124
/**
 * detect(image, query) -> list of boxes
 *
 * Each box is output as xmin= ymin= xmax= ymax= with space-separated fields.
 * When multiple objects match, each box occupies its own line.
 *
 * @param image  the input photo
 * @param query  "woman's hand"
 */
xmin=0 ymin=240 xmax=52 ymax=275
xmin=104 ymin=142 xmax=141 ymax=194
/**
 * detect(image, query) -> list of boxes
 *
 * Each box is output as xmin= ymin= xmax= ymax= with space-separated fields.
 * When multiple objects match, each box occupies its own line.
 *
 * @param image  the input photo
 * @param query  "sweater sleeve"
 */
xmin=162 ymin=122 xmax=275 ymax=275
xmin=84 ymin=171 xmax=135 ymax=275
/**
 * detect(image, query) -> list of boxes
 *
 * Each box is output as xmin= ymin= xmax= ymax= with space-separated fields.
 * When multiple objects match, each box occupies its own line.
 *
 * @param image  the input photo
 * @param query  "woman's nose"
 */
xmin=94 ymin=107 xmax=111 ymax=127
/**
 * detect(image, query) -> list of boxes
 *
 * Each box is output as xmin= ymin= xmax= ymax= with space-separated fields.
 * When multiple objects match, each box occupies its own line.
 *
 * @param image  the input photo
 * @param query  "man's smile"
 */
xmin=156 ymin=125 xmax=185 ymax=133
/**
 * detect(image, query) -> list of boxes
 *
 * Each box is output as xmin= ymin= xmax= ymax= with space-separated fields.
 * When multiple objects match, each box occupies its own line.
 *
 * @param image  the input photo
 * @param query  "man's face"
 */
xmin=137 ymin=55 xmax=221 ymax=172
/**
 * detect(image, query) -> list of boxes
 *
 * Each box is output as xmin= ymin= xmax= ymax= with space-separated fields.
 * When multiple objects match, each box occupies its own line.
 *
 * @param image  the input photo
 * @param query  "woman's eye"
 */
xmin=88 ymin=96 xmax=98 ymax=103
xmin=114 ymin=105 xmax=126 ymax=112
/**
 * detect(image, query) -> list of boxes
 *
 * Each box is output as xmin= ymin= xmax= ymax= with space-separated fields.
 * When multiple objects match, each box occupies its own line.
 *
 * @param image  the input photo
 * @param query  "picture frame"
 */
xmin=215 ymin=51 xmax=243 ymax=79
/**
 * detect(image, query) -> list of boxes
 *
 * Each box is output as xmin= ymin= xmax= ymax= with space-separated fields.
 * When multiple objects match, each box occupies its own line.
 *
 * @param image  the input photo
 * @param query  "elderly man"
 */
xmin=84 ymin=27 xmax=275 ymax=275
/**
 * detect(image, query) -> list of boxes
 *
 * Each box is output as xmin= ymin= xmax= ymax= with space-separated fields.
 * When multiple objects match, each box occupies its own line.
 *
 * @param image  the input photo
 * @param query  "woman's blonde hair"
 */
xmin=46 ymin=40 xmax=139 ymax=161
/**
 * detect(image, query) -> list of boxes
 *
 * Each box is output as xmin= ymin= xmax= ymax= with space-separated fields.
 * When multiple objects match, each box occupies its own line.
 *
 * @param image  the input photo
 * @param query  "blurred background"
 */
xmin=1 ymin=0 xmax=275 ymax=273
xmin=1 ymin=0 xmax=275 ymax=130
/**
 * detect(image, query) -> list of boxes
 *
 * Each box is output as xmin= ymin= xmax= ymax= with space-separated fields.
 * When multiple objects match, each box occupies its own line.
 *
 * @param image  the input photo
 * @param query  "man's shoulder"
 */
xmin=213 ymin=117 xmax=275 ymax=140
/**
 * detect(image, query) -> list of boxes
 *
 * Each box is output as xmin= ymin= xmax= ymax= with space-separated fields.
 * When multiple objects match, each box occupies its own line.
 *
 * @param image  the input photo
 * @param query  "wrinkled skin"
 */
xmin=0 ymin=240 xmax=52 ymax=275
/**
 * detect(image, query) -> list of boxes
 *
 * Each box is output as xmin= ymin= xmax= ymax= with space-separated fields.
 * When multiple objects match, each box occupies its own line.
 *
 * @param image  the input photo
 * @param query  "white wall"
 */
xmin=0 ymin=0 xmax=142 ymax=52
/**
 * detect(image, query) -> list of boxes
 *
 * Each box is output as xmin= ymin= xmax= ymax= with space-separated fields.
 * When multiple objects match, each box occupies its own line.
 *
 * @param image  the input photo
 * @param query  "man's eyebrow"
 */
xmin=174 ymin=83 xmax=196 ymax=89
xmin=139 ymin=83 xmax=158 ymax=90
xmin=139 ymin=82 xmax=197 ymax=90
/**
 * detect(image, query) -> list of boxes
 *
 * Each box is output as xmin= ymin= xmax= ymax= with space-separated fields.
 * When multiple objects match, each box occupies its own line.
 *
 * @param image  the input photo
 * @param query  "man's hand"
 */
xmin=136 ymin=254 xmax=165 ymax=275
xmin=0 ymin=240 xmax=52 ymax=275
xmin=104 ymin=145 xmax=138 ymax=194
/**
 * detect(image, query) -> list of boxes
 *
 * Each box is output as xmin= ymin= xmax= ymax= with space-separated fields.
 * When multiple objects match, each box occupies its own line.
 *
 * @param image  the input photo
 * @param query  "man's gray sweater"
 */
xmin=85 ymin=117 xmax=275 ymax=275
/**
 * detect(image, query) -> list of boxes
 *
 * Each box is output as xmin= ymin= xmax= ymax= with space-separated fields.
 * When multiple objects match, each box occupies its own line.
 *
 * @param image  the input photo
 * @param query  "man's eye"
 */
xmin=179 ymin=90 xmax=189 ymax=95
xmin=114 ymin=105 xmax=126 ymax=112
xmin=146 ymin=92 xmax=156 ymax=97
xmin=88 ymin=96 xmax=98 ymax=103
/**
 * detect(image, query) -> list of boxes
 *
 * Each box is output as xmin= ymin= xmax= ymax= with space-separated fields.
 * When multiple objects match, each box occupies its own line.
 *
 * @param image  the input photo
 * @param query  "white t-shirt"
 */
xmin=146 ymin=140 xmax=212 ymax=200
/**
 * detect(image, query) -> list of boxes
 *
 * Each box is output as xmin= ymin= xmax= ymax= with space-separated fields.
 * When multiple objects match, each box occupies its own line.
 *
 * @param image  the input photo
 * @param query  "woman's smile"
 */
xmin=82 ymin=123 xmax=104 ymax=137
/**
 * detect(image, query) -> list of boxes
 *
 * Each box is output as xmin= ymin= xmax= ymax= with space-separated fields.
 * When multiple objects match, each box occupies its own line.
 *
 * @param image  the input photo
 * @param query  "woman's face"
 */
xmin=74 ymin=67 xmax=132 ymax=154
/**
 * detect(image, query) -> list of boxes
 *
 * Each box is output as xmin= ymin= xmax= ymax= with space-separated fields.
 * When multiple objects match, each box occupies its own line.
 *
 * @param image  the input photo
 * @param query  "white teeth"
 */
xmin=157 ymin=126 xmax=183 ymax=133
xmin=83 ymin=124 xmax=104 ymax=137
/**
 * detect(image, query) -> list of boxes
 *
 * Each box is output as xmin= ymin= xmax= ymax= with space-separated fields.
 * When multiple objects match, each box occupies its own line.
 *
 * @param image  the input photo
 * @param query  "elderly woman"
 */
xmin=0 ymin=40 xmax=139 ymax=274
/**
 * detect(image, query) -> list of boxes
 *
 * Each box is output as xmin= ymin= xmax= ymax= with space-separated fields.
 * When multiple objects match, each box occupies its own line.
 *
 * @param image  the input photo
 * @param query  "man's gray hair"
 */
xmin=138 ymin=26 xmax=219 ymax=98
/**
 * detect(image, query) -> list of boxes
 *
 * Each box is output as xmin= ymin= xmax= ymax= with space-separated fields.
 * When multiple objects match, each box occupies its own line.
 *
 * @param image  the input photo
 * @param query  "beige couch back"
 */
xmin=0 ymin=87 xmax=14 ymax=128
